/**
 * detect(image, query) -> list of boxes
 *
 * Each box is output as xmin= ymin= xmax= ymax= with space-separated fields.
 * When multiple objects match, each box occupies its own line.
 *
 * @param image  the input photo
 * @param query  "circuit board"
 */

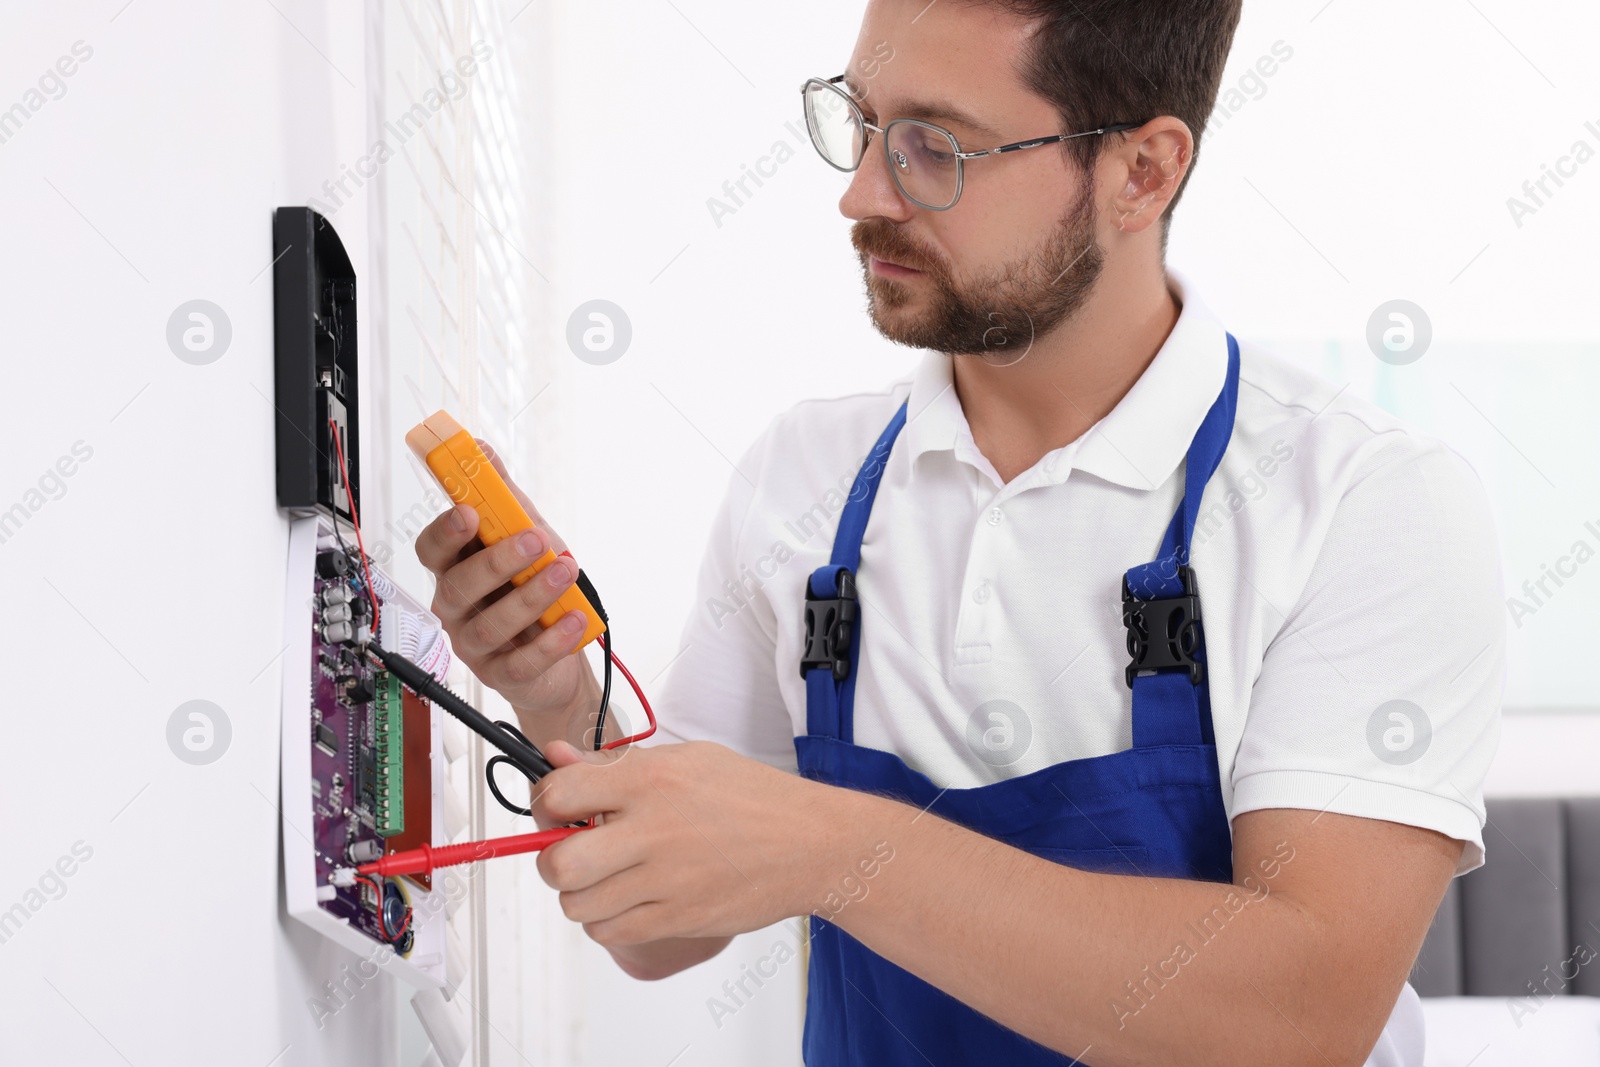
xmin=309 ymin=558 xmax=432 ymax=952
xmin=282 ymin=515 xmax=446 ymax=986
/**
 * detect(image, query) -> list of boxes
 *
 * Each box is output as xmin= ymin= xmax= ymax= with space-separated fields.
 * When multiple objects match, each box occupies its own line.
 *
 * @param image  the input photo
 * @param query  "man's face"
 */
xmin=838 ymin=0 xmax=1107 ymax=358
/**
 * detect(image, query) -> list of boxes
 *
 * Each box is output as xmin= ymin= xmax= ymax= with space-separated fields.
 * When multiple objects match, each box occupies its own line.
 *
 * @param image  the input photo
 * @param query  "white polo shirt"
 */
xmin=656 ymin=266 xmax=1502 ymax=871
xmin=651 ymin=267 xmax=1501 ymax=1065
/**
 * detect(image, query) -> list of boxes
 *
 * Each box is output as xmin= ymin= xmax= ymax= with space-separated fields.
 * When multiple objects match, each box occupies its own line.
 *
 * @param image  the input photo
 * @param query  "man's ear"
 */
xmin=1109 ymin=118 xmax=1194 ymax=234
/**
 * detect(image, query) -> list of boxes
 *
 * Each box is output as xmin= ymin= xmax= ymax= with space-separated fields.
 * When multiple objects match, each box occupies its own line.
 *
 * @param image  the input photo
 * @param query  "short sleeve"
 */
xmin=640 ymin=413 xmax=800 ymax=771
xmin=1231 ymin=432 xmax=1505 ymax=876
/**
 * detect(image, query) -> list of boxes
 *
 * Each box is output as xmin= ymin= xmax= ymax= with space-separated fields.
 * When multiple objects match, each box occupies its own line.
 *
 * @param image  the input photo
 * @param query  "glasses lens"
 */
xmin=803 ymin=81 xmax=863 ymax=170
xmin=885 ymin=120 xmax=961 ymax=209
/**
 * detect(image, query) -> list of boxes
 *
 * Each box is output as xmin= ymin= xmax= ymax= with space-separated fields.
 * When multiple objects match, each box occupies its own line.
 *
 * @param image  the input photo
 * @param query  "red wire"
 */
xmin=361 ymin=873 xmax=413 ymax=942
xmin=329 ymin=417 xmax=380 ymax=637
xmin=600 ymin=636 xmax=656 ymax=750
xmin=357 ymin=873 xmax=411 ymax=944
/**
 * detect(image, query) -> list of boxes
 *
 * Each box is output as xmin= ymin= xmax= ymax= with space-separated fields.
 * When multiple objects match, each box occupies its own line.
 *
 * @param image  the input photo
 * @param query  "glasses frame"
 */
xmin=801 ymin=74 xmax=1142 ymax=211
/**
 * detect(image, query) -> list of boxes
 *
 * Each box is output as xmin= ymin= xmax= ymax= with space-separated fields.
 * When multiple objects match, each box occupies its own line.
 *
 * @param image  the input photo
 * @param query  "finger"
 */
xmin=447 ymin=558 xmax=582 ymax=661
xmin=582 ymin=902 xmax=671 ymax=948
xmin=536 ymin=822 xmax=642 ymax=895
xmin=465 ymin=610 xmax=590 ymax=695
xmin=430 ymin=525 xmax=555 ymax=627
xmin=555 ymin=862 xmax=658 ymax=925
xmin=546 ymin=739 xmax=597 ymax=769
xmin=415 ymin=503 xmax=480 ymax=576
xmin=540 ymin=738 xmax=629 ymax=771
xmin=530 ymin=756 xmax=624 ymax=826
xmin=477 ymin=438 xmax=568 ymax=555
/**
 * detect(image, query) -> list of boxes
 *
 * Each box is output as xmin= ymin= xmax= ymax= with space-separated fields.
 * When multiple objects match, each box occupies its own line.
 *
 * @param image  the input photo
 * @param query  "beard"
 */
xmin=849 ymin=173 xmax=1104 ymax=360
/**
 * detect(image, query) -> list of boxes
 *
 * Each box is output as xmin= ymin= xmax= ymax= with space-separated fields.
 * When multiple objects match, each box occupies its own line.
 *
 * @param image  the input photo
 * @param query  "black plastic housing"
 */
xmin=273 ymin=206 xmax=360 ymax=522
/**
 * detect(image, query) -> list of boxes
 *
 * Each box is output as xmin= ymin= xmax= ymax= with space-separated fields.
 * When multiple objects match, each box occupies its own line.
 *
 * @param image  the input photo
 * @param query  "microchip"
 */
xmin=358 ymin=752 xmax=377 ymax=806
xmin=315 ymin=722 xmax=338 ymax=756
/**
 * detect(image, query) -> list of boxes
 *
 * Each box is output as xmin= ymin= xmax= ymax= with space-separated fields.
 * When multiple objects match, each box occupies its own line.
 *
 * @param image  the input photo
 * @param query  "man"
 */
xmin=414 ymin=1 xmax=1504 ymax=1063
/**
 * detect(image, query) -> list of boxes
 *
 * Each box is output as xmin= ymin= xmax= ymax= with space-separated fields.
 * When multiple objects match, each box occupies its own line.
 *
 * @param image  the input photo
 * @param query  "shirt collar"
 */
xmin=899 ymin=267 xmax=1230 ymax=493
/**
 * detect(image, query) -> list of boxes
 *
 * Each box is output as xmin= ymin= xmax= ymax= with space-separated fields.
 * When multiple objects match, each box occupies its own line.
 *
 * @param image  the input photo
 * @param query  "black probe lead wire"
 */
xmin=366 ymin=644 xmax=556 ymax=780
xmin=593 ymin=627 xmax=613 ymax=751
xmin=486 ymin=720 xmax=537 ymax=818
xmin=572 ymin=568 xmax=613 ymax=752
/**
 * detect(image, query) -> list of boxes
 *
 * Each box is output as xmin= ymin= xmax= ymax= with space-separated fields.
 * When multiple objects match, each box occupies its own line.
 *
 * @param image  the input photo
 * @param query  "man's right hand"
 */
xmin=413 ymin=439 xmax=598 ymax=737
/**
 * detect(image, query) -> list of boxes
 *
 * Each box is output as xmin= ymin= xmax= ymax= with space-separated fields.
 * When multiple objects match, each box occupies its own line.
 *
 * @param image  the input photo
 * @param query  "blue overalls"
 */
xmin=794 ymin=334 xmax=1243 ymax=1065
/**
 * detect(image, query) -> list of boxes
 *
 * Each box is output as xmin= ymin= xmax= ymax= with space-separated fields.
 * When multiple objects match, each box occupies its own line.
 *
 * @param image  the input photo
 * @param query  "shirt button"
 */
xmin=986 ymin=507 xmax=1004 ymax=526
xmin=972 ymin=581 xmax=991 ymax=604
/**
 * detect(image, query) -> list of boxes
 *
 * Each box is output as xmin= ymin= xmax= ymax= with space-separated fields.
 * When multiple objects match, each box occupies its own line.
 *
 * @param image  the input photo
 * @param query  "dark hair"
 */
xmin=977 ymin=0 xmax=1243 ymax=249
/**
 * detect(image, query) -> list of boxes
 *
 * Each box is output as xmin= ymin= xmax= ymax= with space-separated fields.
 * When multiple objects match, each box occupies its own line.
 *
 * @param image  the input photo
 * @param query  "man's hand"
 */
xmin=413 ymin=439 xmax=599 ymax=744
xmin=532 ymin=740 xmax=842 ymax=950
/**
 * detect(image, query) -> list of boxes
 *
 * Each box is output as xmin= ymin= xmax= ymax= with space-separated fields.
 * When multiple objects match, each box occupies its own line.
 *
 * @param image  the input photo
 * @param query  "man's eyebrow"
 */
xmin=840 ymin=74 xmax=1002 ymax=140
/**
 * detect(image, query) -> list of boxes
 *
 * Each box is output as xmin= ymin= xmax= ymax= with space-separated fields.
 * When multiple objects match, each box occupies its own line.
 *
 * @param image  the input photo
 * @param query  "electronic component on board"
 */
xmin=344 ymin=668 xmax=375 ymax=706
xmin=347 ymin=839 xmax=382 ymax=864
xmin=321 ymin=620 xmax=355 ymax=645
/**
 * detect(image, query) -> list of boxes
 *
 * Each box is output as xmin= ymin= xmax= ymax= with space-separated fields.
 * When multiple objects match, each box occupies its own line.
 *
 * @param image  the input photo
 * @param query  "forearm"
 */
xmin=605 ymin=933 xmax=734 ymax=981
xmin=811 ymin=787 xmax=1378 ymax=1067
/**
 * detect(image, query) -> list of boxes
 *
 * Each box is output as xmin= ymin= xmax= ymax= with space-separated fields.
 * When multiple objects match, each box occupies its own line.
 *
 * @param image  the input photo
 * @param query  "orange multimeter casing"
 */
xmin=406 ymin=411 xmax=607 ymax=651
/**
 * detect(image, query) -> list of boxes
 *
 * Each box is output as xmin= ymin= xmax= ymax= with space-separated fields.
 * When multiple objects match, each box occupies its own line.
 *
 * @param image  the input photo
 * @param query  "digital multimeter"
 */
xmin=405 ymin=411 xmax=607 ymax=651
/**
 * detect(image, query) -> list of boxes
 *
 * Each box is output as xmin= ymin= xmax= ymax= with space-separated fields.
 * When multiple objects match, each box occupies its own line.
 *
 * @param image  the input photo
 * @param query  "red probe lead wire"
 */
xmin=599 ymin=631 xmax=656 ymax=749
xmin=356 ymin=826 xmax=589 ymax=880
xmin=550 ymin=549 xmax=657 ymax=749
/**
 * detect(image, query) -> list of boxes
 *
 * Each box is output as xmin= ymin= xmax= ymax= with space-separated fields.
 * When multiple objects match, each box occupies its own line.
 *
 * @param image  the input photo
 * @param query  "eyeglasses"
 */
xmin=800 ymin=74 xmax=1141 ymax=211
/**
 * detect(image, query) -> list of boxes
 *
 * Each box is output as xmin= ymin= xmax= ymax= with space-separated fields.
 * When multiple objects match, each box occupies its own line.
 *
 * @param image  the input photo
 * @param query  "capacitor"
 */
xmin=321 ymin=602 xmax=353 ymax=625
xmin=347 ymin=839 xmax=383 ymax=864
xmin=321 ymin=585 xmax=354 ymax=606
xmin=321 ymin=621 xmax=355 ymax=645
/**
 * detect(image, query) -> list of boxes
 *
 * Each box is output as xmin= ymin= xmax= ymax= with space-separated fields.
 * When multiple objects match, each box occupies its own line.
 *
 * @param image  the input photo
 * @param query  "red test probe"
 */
xmin=332 ymin=826 xmax=589 ymax=886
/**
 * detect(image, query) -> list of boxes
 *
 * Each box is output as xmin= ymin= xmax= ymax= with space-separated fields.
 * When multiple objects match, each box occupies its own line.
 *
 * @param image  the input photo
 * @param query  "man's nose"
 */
xmin=839 ymin=131 xmax=916 ymax=224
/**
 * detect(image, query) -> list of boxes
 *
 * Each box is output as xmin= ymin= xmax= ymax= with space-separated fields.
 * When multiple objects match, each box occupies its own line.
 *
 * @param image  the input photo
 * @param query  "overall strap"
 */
xmin=1123 ymin=332 xmax=1241 ymax=748
xmin=802 ymin=400 xmax=908 ymax=742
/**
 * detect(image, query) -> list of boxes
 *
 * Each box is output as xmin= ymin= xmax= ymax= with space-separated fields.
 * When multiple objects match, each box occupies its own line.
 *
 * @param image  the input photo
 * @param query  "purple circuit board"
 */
xmin=310 ymin=575 xmax=392 ymax=946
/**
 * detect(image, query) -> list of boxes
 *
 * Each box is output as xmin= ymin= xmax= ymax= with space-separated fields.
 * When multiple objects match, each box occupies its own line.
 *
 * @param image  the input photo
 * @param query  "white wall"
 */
xmin=0 ymin=1 xmax=393 ymax=1064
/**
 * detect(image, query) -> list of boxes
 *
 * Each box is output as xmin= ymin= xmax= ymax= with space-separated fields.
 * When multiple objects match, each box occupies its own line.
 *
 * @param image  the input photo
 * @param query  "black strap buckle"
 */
xmin=801 ymin=569 xmax=858 ymax=682
xmin=1122 ymin=565 xmax=1205 ymax=687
